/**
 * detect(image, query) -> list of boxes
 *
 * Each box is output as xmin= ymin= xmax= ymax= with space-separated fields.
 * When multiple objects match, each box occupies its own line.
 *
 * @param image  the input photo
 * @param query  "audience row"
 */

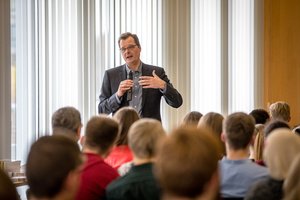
xmin=1 ymin=101 xmax=300 ymax=200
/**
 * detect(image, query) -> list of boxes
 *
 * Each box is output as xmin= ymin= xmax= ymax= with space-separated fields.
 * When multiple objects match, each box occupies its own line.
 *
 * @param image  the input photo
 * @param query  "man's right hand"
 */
xmin=117 ymin=80 xmax=133 ymax=98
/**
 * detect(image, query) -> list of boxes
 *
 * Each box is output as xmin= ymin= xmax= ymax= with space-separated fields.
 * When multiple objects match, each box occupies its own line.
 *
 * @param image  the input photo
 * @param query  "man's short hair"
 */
xmin=118 ymin=32 xmax=141 ymax=48
xmin=264 ymin=119 xmax=290 ymax=138
xmin=223 ymin=112 xmax=255 ymax=150
xmin=52 ymin=106 xmax=82 ymax=133
xmin=269 ymin=101 xmax=291 ymax=122
xmin=84 ymin=115 xmax=119 ymax=153
xmin=0 ymin=169 xmax=19 ymax=200
xmin=128 ymin=118 xmax=165 ymax=159
xmin=249 ymin=108 xmax=270 ymax=124
xmin=155 ymin=126 xmax=221 ymax=198
xmin=26 ymin=135 xmax=82 ymax=198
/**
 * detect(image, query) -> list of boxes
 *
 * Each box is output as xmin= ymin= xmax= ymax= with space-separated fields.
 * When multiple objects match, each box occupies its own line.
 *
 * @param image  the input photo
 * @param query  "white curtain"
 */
xmin=12 ymin=0 xmax=162 ymax=163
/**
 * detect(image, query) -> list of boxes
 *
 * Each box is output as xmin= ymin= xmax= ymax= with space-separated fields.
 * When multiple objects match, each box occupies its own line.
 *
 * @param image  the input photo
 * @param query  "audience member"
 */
xmin=155 ymin=126 xmax=221 ymax=200
xmin=105 ymin=107 xmax=140 ymax=171
xmin=249 ymin=108 xmax=270 ymax=125
xmin=219 ymin=112 xmax=268 ymax=199
xmin=26 ymin=135 xmax=83 ymax=200
xmin=76 ymin=115 xmax=119 ymax=200
xmin=269 ymin=101 xmax=291 ymax=122
xmin=52 ymin=106 xmax=82 ymax=142
xmin=0 ymin=168 xmax=19 ymax=200
xmin=198 ymin=112 xmax=225 ymax=157
xmin=264 ymin=119 xmax=290 ymax=138
xmin=181 ymin=111 xmax=203 ymax=126
xmin=245 ymin=128 xmax=300 ymax=200
xmin=106 ymin=118 xmax=165 ymax=200
xmin=283 ymin=154 xmax=300 ymax=200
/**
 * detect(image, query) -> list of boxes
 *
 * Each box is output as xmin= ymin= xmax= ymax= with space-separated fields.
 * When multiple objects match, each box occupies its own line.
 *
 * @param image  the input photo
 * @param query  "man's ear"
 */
xmin=76 ymin=125 xmax=83 ymax=141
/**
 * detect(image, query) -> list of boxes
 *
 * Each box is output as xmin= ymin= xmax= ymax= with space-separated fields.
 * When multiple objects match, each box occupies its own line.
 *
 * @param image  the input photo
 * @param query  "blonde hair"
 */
xmin=269 ymin=101 xmax=291 ymax=122
xmin=128 ymin=118 xmax=165 ymax=159
xmin=283 ymin=154 xmax=300 ymax=200
xmin=263 ymin=128 xmax=300 ymax=180
xmin=253 ymin=124 xmax=265 ymax=161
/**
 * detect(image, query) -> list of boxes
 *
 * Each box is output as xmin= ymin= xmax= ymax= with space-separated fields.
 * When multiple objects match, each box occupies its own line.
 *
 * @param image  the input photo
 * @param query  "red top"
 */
xmin=105 ymin=145 xmax=133 ymax=170
xmin=75 ymin=153 xmax=119 ymax=200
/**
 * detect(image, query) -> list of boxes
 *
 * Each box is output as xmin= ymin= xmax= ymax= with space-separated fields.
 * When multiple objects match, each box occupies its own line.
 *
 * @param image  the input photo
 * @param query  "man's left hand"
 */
xmin=139 ymin=70 xmax=166 ymax=89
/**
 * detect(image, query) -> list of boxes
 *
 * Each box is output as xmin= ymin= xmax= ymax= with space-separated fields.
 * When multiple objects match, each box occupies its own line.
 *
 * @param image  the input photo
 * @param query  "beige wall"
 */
xmin=264 ymin=0 xmax=300 ymax=127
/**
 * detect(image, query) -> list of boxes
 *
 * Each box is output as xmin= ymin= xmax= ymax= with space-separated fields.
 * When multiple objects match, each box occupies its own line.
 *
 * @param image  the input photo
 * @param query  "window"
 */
xmin=12 ymin=0 xmax=162 ymax=163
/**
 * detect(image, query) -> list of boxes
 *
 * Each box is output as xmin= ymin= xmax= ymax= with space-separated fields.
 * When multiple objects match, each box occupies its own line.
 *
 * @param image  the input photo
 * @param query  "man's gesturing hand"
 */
xmin=139 ymin=70 xmax=166 ymax=89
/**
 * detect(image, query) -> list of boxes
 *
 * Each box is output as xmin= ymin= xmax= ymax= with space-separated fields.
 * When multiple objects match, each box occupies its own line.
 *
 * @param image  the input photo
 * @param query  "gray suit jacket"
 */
xmin=98 ymin=63 xmax=182 ymax=121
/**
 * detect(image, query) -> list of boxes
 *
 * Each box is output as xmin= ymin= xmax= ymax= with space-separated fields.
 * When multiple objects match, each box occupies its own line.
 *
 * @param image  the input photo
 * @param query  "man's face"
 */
xmin=119 ymin=36 xmax=141 ymax=68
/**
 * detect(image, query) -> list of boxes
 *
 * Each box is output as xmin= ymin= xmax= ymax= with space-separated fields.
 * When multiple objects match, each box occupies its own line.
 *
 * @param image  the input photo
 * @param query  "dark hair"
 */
xmin=0 ymin=169 xmax=19 ymax=200
xmin=113 ymin=107 xmax=140 ymax=146
xmin=118 ymin=32 xmax=141 ymax=48
xmin=264 ymin=119 xmax=290 ymax=138
xmin=84 ymin=115 xmax=119 ymax=153
xmin=26 ymin=135 xmax=82 ymax=198
xmin=249 ymin=109 xmax=270 ymax=124
xmin=224 ymin=112 xmax=255 ymax=150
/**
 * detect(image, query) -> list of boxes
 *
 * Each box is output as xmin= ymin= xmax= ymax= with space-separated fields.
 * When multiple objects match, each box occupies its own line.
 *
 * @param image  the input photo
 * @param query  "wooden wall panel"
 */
xmin=264 ymin=0 xmax=300 ymax=127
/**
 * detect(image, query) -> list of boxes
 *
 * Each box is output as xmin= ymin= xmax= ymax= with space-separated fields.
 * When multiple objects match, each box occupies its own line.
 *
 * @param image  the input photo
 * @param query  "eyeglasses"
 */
xmin=120 ymin=44 xmax=137 ymax=53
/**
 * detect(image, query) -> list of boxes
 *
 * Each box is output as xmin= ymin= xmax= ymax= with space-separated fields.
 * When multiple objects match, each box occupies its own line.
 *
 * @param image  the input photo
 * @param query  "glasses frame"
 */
xmin=120 ymin=44 xmax=137 ymax=53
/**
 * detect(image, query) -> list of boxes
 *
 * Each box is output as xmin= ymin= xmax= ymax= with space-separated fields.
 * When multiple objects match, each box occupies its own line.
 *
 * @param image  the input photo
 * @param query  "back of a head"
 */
xmin=113 ymin=107 xmax=140 ymax=146
xmin=52 ymin=106 xmax=82 ymax=140
xmin=264 ymin=128 xmax=300 ymax=180
xmin=84 ymin=115 xmax=119 ymax=153
xmin=182 ymin=111 xmax=203 ymax=126
xmin=249 ymin=108 xmax=270 ymax=124
xmin=283 ymin=154 xmax=300 ymax=200
xmin=269 ymin=101 xmax=291 ymax=122
xmin=155 ymin=126 xmax=221 ymax=199
xmin=264 ymin=119 xmax=290 ymax=138
xmin=0 ymin=169 xmax=19 ymax=200
xmin=128 ymin=118 xmax=165 ymax=159
xmin=198 ymin=112 xmax=224 ymax=136
xmin=26 ymin=135 xmax=82 ymax=198
xmin=223 ymin=112 xmax=255 ymax=150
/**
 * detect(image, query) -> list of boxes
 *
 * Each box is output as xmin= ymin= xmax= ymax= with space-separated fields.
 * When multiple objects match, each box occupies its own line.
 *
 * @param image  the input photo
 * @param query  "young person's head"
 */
xmin=26 ymin=135 xmax=83 ymax=200
xmin=264 ymin=128 xmax=300 ymax=180
xmin=83 ymin=115 xmax=119 ymax=156
xmin=113 ymin=107 xmax=140 ymax=146
xmin=223 ymin=112 xmax=255 ymax=150
xmin=128 ymin=118 xmax=165 ymax=160
xmin=155 ymin=126 xmax=221 ymax=200
xmin=249 ymin=108 xmax=270 ymax=124
xmin=182 ymin=111 xmax=203 ymax=126
xmin=52 ymin=106 xmax=82 ymax=141
xmin=269 ymin=101 xmax=291 ymax=122
xmin=264 ymin=119 xmax=290 ymax=138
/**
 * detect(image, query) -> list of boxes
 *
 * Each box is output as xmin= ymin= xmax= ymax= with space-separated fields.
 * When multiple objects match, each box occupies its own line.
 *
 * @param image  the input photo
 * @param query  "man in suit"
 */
xmin=98 ymin=32 xmax=182 ymax=121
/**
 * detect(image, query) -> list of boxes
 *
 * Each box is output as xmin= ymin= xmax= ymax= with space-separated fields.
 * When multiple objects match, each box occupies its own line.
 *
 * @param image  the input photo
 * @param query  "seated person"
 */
xmin=26 ymin=135 xmax=83 ymax=200
xmin=249 ymin=108 xmax=270 ymax=125
xmin=105 ymin=107 xmax=140 ymax=171
xmin=52 ymin=106 xmax=83 ymax=142
xmin=155 ymin=126 xmax=221 ymax=200
xmin=268 ymin=101 xmax=291 ymax=123
xmin=219 ymin=112 xmax=268 ymax=198
xmin=106 ymin=118 xmax=166 ymax=200
xmin=76 ymin=115 xmax=119 ymax=200
xmin=245 ymin=128 xmax=300 ymax=200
